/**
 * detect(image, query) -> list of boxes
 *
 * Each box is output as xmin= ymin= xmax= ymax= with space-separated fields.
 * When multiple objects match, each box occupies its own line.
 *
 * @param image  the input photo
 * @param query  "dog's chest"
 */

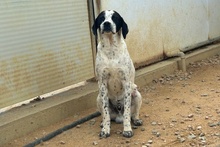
xmin=99 ymin=46 xmax=130 ymax=68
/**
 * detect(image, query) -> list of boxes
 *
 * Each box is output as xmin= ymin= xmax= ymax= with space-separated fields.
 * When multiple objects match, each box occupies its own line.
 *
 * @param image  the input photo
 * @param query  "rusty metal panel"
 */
xmin=0 ymin=0 xmax=94 ymax=108
xmin=208 ymin=0 xmax=220 ymax=39
xmin=93 ymin=0 xmax=210 ymax=67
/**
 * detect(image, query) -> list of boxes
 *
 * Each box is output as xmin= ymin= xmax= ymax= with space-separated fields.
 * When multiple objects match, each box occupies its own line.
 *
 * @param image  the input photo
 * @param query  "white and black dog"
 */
xmin=92 ymin=10 xmax=142 ymax=138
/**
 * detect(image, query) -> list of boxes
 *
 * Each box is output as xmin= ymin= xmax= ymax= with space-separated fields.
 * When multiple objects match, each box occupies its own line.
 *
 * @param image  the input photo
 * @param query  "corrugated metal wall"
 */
xmin=0 ymin=0 xmax=94 ymax=108
xmin=93 ymin=0 xmax=220 ymax=67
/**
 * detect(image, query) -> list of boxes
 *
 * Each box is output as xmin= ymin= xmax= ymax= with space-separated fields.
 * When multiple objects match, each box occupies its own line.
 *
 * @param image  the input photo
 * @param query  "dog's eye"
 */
xmin=112 ymin=15 xmax=116 ymax=20
xmin=99 ymin=16 xmax=105 ymax=22
xmin=112 ymin=15 xmax=120 ymax=23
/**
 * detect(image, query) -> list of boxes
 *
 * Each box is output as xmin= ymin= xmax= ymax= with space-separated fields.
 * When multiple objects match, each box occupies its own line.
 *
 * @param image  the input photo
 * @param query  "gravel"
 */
xmin=8 ymin=54 xmax=220 ymax=147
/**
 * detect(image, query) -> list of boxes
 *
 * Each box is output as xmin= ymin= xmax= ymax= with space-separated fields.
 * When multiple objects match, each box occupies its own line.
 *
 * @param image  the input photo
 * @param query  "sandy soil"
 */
xmin=4 ymin=54 xmax=220 ymax=147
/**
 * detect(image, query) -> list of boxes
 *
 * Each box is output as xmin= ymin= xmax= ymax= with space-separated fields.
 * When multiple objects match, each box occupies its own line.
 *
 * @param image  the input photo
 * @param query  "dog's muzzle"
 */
xmin=102 ymin=21 xmax=113 ymax=33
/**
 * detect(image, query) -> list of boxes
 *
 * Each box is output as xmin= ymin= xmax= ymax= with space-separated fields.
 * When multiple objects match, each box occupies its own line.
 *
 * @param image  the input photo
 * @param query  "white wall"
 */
xmin=93 ymin=0 xmax=219 ymax=67
xmin=208 ymin=0 xmax=220 ymax=39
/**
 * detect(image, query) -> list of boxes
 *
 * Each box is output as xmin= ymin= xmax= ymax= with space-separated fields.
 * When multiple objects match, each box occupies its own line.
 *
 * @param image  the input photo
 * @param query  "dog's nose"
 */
xmin=103 ymin=21 xmax=111 ymax=27
xmin=103 ymin=21 xmax=112 ymax=32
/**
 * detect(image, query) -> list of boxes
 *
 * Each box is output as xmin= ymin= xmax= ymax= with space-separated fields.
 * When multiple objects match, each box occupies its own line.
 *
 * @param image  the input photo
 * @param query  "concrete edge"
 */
xmin=0 ymin=43 xmax=220 ymax=145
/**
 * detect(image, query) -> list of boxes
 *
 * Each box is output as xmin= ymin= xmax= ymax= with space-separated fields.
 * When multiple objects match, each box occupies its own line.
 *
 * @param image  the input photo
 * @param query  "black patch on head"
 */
xmin=92 ymin=11 xmax=105 ymax=36
xmin=112 ymin=11 xmax=129 ymax=39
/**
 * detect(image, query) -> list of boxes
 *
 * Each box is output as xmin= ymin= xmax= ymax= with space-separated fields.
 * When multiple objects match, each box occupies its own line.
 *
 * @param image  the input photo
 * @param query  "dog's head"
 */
xmin=92 ymin=10 xmax=129 ymax=39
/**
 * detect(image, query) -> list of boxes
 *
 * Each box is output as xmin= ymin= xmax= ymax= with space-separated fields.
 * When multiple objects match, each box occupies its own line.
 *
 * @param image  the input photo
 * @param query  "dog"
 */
xmin=92 ymin=10 xmax=142 ymax=138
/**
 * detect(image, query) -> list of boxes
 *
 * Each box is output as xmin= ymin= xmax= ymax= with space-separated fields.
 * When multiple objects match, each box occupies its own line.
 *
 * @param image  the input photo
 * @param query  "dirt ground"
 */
xmin=4 ymin=54 xmax=220 ymax=147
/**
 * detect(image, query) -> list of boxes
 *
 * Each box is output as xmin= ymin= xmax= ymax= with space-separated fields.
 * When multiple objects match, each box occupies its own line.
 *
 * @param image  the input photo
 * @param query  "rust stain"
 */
xmin=172 ymin=8 xmax=176 ymax=17
xmin=126 ymin=11 xmax=182 ymax=68
xmin=0 ymin=46 xmax=64 ymax=108
xmin=127 ymin=17 xmax=164 ymax=68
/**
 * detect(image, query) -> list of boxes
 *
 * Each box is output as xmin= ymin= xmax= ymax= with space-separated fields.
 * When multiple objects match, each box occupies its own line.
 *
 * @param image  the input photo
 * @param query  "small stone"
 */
xmin=151 ymin=121 xmax=157 ymax=126
xmin=93 ymin=141 xmax=98 ymax=146
xmin=156 ymin=132 xmax=161 ymax=137
xmin=165 ymin=97 xmax=170 ymax=100
xmin=174 ymin=132 xmax=179 ymax=135
xmin=190 ymin=142 xmax=196 ymax=146
xmin=159 ymin=78 xmax=164 ymax=83
xmin=132 ymin=126 xmax=138 ymax=129
xmin=201 ymin=140 xmax=206 ymax=144
xmin=199 ymin=133 xmax=205 ymax=137
xmin=76 ymin=125 xmax=81 ymax=128
xmin=171 ymin=119 xmax=177 ymax=122
xmin=148 ymin=140 xmax=153 ymax=144
xmin=195 ymin=105 xmax=201 ymax=109
xmin=152 ymin=129 xmax=157 ymax=135
xmin=208 ymin=123 xmax=217 ymax=127
xmin=144 ymin=115 xmax=149 ymax=118
xmin=169 ymin=123 xmax=174 ymax=127
xmin=188 ymin=134 xmax=196 ymax=139
xmin=141 ymin=128 xmax=145 ymax=131
xmin=165 ymin=108 xmax=170 ymax=112
xmin=181 ymin=100 xmax=186 ymax=104
xmin=180 ymin=120 xmax=184 ymax=124
xmin=199 ymin=136 xmax=206 ymax=141
xmin=201 ymin=94 xmax=208 ymax=97
xmin=197 ymin=126 xmax=202 ymax=130
xmin=184 ymin=118 xmax=193 ymax=121
xmin=205 ymin=116 xmax=209 ymax=119
xmin=187 ymin=125 xmax=192 ymax=129
xmin=60 ymin=141 xmax=65 ymax=145
xmin=188 ymin=114 xmax=194 ymax=118
xmin=179 ymin=137 xmax=185 ymax=143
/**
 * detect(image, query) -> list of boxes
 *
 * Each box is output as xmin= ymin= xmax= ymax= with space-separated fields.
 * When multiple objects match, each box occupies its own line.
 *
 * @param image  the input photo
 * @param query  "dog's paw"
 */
xmin=99 ymin=131 xmax=110 ymax=138
xmin=123 ymin=130 xmax=133 ymax=138
xmin=133 ymin=119 xmax=143 ymax=126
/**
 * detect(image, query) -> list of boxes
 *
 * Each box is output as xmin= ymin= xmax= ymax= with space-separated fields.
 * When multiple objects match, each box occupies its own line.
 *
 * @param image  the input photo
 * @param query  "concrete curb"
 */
xmin=0 ymin=43 xmax=220 ymax=145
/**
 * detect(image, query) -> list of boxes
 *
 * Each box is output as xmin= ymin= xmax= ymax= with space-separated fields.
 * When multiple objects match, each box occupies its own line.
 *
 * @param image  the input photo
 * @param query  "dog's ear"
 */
xmin=122 ymin=19 xmax=129 ymax=39
xmin=92 ymin=22 xmax=97 ymax=36
xmin=92 ymin=11 xmax=105 ymax=36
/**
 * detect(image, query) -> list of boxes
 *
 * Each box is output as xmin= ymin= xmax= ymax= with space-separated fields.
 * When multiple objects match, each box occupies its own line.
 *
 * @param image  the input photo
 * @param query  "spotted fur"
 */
xmin=92 ymin=10 xmax=142 ymax=138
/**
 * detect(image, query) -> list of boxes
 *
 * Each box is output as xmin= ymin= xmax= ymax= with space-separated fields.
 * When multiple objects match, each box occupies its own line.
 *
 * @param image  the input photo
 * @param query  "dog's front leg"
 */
xmin=97 ymin=67 xmax=111 ymax=138
xmin=123 ymin=81 xmax=133 ymax=138
xmin=98 ymin=82 xmax=111 ymax=138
